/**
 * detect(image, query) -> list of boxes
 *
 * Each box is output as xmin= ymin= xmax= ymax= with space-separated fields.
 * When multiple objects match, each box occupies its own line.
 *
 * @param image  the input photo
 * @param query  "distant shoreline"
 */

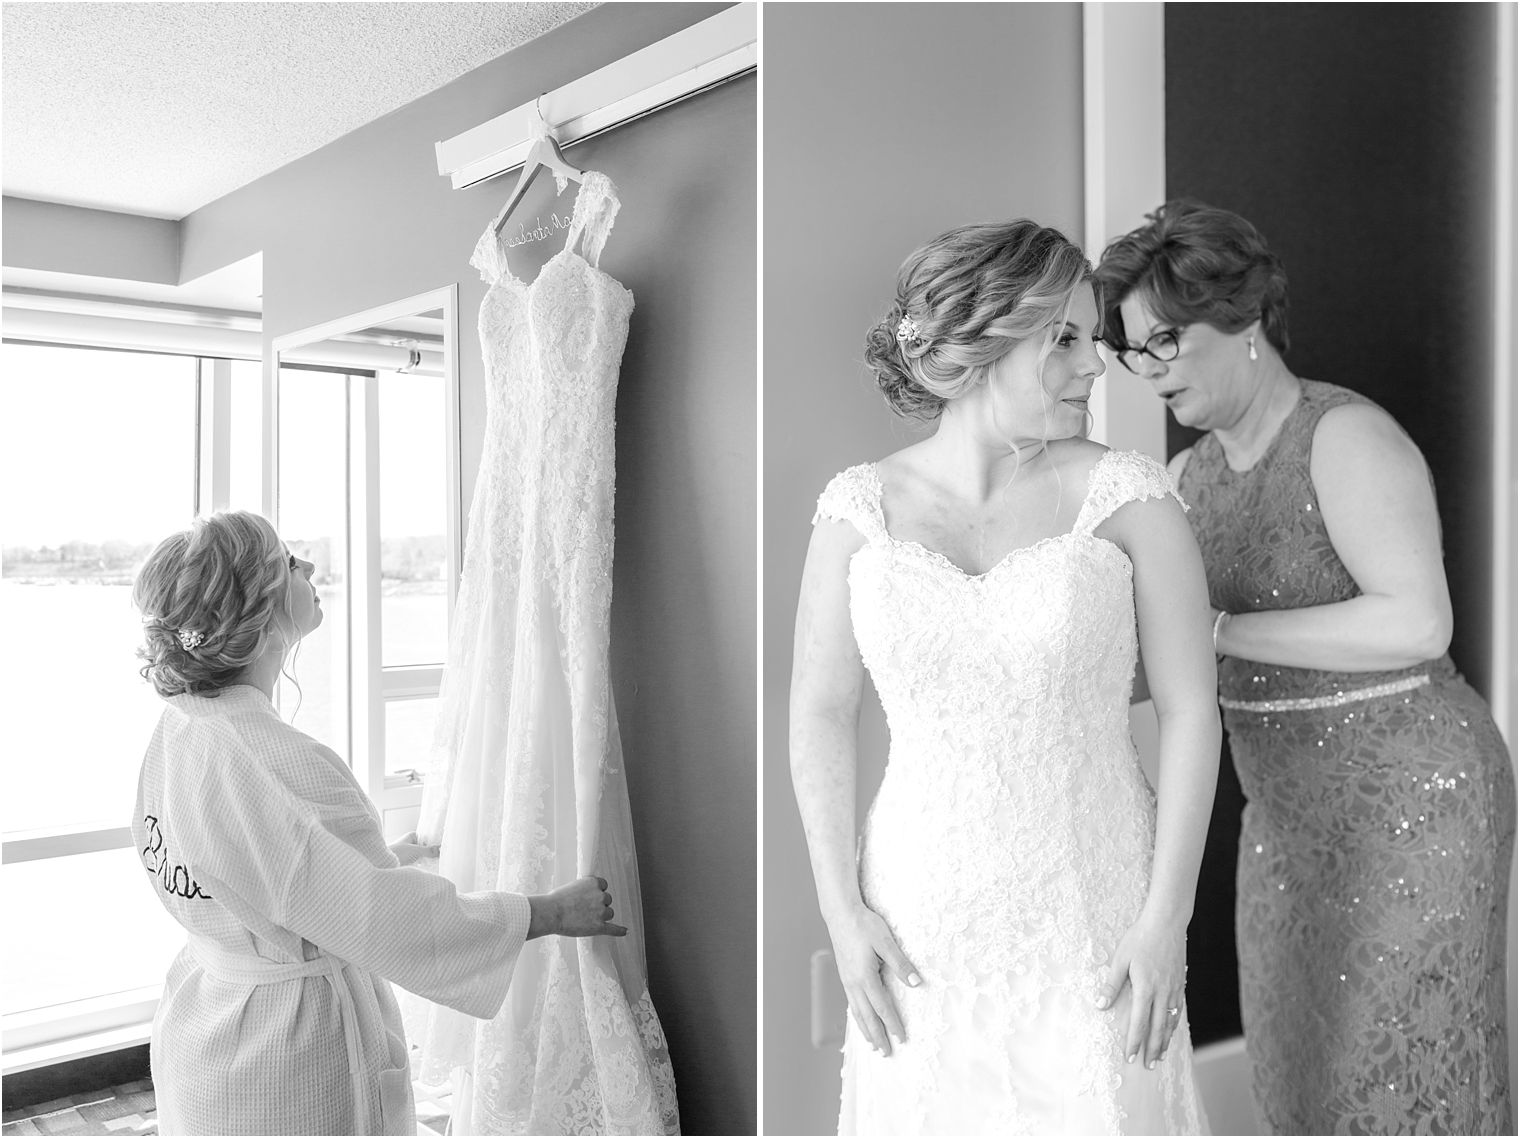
xmin=1 ymin=575 xmax=445 ymax=593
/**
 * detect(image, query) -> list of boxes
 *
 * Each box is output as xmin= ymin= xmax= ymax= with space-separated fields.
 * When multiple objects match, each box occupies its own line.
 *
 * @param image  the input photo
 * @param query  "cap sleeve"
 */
xmin=812 ymin=464 xmax=887 ymax=543
xmin=569 ymin=172 xmax=620 ymax=269
xmin=1074 ymin=449 xmax=1188 ymax=536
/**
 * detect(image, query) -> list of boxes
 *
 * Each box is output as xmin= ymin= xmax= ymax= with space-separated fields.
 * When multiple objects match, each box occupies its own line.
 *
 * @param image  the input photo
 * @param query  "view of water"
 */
xmin=1 ymin=581 xmax=447 ymax=835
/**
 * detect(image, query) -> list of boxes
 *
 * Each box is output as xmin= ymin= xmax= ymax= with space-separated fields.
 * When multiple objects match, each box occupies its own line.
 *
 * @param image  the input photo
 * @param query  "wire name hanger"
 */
xmin=490 ymin=97 xmax=584 ymax=237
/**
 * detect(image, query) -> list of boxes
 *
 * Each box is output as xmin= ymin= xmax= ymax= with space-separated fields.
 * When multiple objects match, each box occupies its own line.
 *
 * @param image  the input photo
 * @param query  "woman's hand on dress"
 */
xmin=528 ymin=875 xmax=628 ymax=939
xmin=829 ymin=902 xmax=922 ymax=1057
xmin=1096 ymin=911 xmax=1188 ymax=1069
xmin=388 ymin=831 xmax=440 ymax=866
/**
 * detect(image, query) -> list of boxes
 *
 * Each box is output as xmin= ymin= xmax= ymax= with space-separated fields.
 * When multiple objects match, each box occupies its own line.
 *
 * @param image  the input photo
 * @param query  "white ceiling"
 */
xmin=1 ymin=1 xmax=599 ymax=220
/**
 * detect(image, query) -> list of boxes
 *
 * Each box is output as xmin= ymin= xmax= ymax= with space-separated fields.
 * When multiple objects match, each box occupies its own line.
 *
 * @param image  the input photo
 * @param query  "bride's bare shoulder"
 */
xmin=1046 ymin=436 xmax=1111 ymax=483
xmin=873 ymin=440 xmax=935 ymax=487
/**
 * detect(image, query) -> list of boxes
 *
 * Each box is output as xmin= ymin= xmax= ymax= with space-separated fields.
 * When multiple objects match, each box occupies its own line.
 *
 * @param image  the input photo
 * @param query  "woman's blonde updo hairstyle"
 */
xmin=865 ymin=220 xmax=1095 ymax=420
xmin=133 ymin=511 xmax=296 ymax=697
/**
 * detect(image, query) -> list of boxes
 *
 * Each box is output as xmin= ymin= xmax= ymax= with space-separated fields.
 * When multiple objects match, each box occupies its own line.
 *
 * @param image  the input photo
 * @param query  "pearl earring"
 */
xmin=1248 ymin=334 xmax=1258 ymax=362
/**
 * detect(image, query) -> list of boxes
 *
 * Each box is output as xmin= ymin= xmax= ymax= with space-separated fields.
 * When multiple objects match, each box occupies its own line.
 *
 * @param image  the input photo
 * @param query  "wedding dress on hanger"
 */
xmin=402 ymin=149 xmax=680 ymax=1135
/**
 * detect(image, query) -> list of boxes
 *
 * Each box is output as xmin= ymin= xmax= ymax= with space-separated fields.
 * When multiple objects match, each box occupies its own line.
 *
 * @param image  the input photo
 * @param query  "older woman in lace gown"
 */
xmin=1097 ymin=200 xmax=1515 ymax=1135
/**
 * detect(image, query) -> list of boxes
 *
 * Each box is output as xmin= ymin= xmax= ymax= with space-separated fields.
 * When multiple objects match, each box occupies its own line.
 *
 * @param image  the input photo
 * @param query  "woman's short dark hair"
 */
xmin=1094 ymin=199 xmax=1289 ymax=357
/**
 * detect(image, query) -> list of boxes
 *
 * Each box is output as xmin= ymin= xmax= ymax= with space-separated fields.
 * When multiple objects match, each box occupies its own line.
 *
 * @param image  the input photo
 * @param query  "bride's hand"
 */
xmin=1096 ymin=911 xmax=1188 ymax=1069
xmin=528 ymin=875 xmax=629 ymax=939
xmin=828 ymin=902 xmax=922 ymax=1057
xmin=388 ymin=831 xmax=440 ymax=866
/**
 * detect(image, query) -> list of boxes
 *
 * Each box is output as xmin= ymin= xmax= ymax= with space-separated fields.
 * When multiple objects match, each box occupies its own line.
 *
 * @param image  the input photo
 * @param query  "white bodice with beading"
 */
xmin=816 ymin=449 xmax=1207 ymax=1136
xmin=403 ymin=172 xmax=680 ymax=1135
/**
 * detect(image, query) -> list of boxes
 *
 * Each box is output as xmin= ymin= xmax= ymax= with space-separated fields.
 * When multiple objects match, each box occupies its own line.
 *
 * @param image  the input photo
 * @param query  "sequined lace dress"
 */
xmin=400 ymin=172 xmax=680 ymax=1135
xmin=815 ymin=449 xmax=1208 ymax=1136
xmin=1179 ymin=379 xmax=1514 ymax=1135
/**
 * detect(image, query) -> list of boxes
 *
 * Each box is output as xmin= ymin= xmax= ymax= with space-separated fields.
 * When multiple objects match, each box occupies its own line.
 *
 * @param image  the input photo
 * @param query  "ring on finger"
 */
xmin=1167 ymin=1006 xmax=1179 ymax=1017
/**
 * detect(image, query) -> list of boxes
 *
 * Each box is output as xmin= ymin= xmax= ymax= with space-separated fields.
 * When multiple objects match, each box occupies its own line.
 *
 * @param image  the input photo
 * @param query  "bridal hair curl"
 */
xmin=864 ymin=220 xmax=1095 ymax=421
xmin=1094 ymin=199 xmax=1290 ymax=356
xmin=133 ymin=511 xmax=296 ymax=697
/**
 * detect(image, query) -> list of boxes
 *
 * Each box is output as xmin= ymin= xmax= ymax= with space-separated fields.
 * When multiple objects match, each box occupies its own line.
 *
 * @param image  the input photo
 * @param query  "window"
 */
xmin=272 ymin=295 xmax=457 ymax=823
xmin=275 ymin=361 xmax=452 ymax=803
xmin=0 ymin=342 xmax=256 ymax=1038
xmin=377 ymin=370 xmax=449 ymax=781
xmin=277 ymin=368 xmax=352 ymax=759
xmin=1 ymin=345 xmax=197 ymax=837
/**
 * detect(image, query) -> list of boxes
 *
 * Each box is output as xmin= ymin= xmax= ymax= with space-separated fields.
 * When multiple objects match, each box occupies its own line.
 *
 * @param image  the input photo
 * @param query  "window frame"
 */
xmin=270 ymin=286 xmax=461 ymax=824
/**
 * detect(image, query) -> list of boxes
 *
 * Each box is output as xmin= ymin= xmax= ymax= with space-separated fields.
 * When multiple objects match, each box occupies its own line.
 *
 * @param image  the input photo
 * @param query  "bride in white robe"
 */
xmin=131 ymin=510 xmax=620 ymax=1136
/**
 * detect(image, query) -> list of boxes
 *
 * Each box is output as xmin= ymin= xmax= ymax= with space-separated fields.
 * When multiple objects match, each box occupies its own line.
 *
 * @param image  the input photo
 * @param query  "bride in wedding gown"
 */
xmin=402 ymin=144 xmax=679 ymax=1135
xmin=790 ymin=220 xmax=1220 ymax=1135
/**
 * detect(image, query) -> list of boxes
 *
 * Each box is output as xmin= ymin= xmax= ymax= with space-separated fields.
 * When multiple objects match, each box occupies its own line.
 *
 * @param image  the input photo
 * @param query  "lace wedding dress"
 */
xmin=402 ymin=168 xmax=680 ymax=1135
xmin=814 ymin=449 xmax=1208 ymax=1136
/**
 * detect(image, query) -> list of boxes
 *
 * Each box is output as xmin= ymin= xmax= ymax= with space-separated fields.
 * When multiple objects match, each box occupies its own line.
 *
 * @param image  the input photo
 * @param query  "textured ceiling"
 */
xmin=1 ymin=1 xmax=599 ymax=220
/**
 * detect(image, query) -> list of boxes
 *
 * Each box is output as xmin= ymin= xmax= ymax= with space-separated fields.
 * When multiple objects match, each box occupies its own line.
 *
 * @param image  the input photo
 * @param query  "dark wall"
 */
xmin=601 ymin=73 xmax=758 ymax=1138
xmin=1164 ymin=2 xmax=1499 ymax=1044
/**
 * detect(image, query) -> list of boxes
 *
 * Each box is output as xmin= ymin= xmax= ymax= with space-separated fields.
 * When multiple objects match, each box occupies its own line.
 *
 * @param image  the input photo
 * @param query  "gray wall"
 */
xmin=179 ymin=5 xmax=755 ymax=1131
xmin=2 ymin=197 xmax=178 ymax=283
xmin=761 ymin=4 xmax=1084 ymax=1132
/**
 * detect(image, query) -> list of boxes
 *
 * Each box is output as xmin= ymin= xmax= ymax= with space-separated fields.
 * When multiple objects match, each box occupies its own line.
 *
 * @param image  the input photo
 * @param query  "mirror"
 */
xmin=270 ymin=288 xmax=458 ymax=799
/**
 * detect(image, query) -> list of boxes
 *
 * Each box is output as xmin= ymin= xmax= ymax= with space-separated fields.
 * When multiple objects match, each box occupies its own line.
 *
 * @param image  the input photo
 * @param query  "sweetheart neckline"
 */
xmin=866 ymin=452 xmax=1122 ymax=580
xmin=866 ymin=528 xmax=1130 ymax=582
xmin=477 ymin=171 xmax=630 ymax=297
xmin=488 ymin=244 xmax=632 ymax=299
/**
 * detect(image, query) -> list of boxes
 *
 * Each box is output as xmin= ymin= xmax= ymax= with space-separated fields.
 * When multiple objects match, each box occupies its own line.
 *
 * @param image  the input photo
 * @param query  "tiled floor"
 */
xmin=412 ymin=1070 xmax=454 ymax=1138
xmin=1 ymin=1051 xmax=454 ymax=1137
xmin=0 ymin=1080 xmax=156 ymax=1137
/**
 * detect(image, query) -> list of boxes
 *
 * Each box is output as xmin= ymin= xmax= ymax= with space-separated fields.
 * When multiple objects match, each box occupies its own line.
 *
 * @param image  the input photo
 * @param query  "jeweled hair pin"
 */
xmin=896 ymin=315 xmax=925 ymax=347
xmin=177 ymin=628 xmax=206 ymax=651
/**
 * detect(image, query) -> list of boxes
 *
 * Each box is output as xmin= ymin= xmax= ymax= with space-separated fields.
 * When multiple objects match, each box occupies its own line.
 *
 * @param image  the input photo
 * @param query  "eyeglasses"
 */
xmin=1116 ymin=327 xmax=1182 ymax=374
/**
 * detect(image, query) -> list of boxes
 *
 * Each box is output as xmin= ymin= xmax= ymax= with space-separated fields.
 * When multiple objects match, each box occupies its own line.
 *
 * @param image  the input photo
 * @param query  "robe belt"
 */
xmin=188 ymin=935 xmax=371 ymax=1136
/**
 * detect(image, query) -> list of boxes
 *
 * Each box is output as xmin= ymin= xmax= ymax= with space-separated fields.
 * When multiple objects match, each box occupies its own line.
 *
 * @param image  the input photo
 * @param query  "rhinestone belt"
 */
xmin=1219 ymin=673 xmax=1431 ymax=713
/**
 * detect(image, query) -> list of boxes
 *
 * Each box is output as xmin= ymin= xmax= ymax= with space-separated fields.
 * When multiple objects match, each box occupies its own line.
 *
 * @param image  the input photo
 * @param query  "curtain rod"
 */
xmin=436 ymin=4 xmax=755 ymax=190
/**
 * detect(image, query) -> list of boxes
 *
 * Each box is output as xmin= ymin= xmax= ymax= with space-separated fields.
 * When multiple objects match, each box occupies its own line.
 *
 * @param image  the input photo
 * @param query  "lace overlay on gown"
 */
xmin=401 ymin=172 xmax=680 ymax=1135
xmin=1180 ymin=379 xmax=1515 ymax=1135
xmin=816 ymin=449 xmax=1208 ymax=1136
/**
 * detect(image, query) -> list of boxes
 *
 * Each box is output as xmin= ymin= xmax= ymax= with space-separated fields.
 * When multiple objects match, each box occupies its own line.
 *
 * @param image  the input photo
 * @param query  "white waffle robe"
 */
xmin=131 ymin=684 xmax=530 ymax=1136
